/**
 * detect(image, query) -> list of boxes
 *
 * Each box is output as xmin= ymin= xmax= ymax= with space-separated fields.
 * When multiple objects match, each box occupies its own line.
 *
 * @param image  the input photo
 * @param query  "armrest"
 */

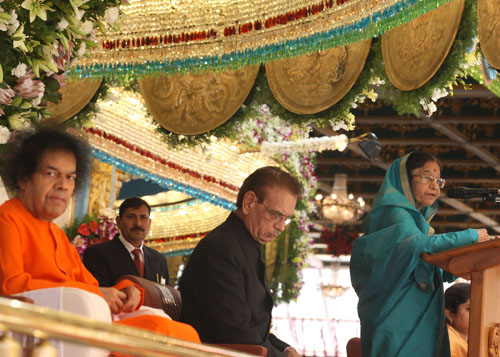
xmin=118 ymin=275 xmax=181 ymax=321
xmin=212 ymin=343 xmax=268 ymax=356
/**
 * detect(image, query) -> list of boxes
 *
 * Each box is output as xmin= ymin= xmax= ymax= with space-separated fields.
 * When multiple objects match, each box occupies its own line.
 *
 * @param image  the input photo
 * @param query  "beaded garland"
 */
xmin=84 ymin=127 xmax=239 ymax=193
xmin=92 ymin=148 xmax=236 ymax=211
xmin=71 ymin=0 xmax=454 ymax=79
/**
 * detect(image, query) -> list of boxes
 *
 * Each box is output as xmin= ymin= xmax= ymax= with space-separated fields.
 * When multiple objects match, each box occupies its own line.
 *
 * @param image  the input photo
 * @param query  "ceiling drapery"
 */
xmin=71 ymin=0 xmax=455 ymax=79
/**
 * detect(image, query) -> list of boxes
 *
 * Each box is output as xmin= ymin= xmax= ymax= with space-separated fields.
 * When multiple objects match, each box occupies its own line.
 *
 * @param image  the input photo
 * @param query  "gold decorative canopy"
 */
xmin=45 ymin=78 xmax=102 ymax=125
xmin=381 ymin=0 xmax=465 ymax=91
xmin=478 ymin=0 xmax=500 ymax=70
xmin=265 ymin=39 xmax=371 ymax=114
xmin=139 ymin=66 xmax=259 ymax=135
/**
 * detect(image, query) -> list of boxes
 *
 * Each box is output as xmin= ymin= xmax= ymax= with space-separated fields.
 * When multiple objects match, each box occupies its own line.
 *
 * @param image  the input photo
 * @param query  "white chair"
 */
xmin=17 ymin=287 xmax=111 ymax=357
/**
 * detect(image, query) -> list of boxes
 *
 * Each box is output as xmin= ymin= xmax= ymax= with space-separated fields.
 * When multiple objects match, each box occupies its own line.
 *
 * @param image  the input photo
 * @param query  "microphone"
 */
xmin=447 ymin=187 xmax=500 ymax=199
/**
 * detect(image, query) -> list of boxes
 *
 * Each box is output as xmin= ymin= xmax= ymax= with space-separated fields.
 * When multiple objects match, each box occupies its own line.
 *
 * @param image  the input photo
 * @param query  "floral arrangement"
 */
xmin=0 ymin=0 xmax=122 ymax=137
xmin=320 ymin=226 xmax=359 ymax=257
xmin=65 ymin=214 xmax=119 ymax=258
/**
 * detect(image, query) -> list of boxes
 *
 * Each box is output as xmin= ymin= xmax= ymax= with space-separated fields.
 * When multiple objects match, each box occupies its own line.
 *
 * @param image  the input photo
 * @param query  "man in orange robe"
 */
xmin=0 ymin=128 xmax=199 ymax=343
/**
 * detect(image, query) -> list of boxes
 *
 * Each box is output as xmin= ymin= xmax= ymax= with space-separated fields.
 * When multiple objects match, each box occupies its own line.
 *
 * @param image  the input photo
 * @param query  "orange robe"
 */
xmin=0 ymin=198 xmax=199 ymax=343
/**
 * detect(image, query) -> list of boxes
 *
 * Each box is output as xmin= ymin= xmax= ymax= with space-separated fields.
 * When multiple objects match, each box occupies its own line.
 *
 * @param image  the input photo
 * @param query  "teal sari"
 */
xmin=350 ymin=154 xmax=477 ymax=356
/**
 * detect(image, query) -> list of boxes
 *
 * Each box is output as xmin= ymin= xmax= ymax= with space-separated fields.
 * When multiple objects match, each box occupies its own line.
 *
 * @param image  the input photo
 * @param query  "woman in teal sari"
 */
xmin=350 ymin=151 xmax=489 ymax=356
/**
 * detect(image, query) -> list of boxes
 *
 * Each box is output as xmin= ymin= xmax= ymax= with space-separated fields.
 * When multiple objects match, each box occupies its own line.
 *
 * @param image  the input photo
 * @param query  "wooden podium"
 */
xmin=422 ymin=239 xmax=500 ymax=357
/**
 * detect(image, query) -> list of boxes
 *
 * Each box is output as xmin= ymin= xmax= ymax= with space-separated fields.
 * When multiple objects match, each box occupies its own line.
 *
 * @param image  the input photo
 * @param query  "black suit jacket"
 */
xmin=83 ymin=235 xmax=169 ymax=287
xmin=179 ymin=212 xmax=289 ymax=356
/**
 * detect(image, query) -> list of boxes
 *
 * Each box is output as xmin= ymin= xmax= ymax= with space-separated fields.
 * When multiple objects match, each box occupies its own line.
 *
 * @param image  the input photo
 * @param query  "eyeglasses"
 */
xmin=411 ymin=174 xmax=446 ymax=188
xmin=257 ymin=198 xmax=292 ymax=226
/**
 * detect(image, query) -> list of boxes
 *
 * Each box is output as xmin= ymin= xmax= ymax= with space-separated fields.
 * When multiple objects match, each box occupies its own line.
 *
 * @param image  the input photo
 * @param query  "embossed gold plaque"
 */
xmin=139 ymin=66 xmax=259 ymax=135
xmin=265 ymin=39 xmax=371 ymax=114
xmin=381 ymin=0 xmax=465 ymax=91
xmin=44 ymin=78 xmax=102 ymax=125
xmin=479 ymin=0 xmax=500 ymax=70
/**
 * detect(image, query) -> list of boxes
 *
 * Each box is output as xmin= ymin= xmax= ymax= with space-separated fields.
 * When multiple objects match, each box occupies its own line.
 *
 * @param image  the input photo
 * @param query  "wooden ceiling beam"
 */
xmin=376 ymin=138 xmax=500 ymax=146
xmin=437 ymin=208 xmax=500 ymax=215
xmin=317 ymin=176 xmax=500 ymax=184
xmin=355 ymin=116 xmax=500 ymax=125
xmin=316 ymin=158 xmax=492 ymax=167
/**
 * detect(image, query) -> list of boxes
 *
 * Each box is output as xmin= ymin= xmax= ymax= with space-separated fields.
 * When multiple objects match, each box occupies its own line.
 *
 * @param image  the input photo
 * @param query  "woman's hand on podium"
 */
xmin=476 ymin=229 xmax=489 ymax=242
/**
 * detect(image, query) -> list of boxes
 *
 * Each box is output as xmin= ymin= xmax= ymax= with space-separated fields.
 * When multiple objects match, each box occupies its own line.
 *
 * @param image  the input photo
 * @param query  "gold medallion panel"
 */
xmin=139 ymin=66 xmax=259 ymax=135
xmin=44 ymin=78 xmax=103 ymax=125
xmin=479 ymin=0 xmax=500 ymax=70
xmin=381 ymin=0 xmax=465 ymax=91
xmin=265 ymin=39 xmax=372 ymax=114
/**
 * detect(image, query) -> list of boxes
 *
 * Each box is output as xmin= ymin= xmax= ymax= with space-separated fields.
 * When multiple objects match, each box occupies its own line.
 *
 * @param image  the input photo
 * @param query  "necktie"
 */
xmin=132 ymin=248 xmax=144 ymax=277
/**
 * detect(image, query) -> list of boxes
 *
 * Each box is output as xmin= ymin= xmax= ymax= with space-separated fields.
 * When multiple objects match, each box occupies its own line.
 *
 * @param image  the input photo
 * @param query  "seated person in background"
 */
xmin=0 ymin=128 xmax=199 ymax=342
xmin=84 ymin=197 xmax=169 ymax=287
xmin=179 ymin=166 xmax=301 ymax=357
xmin=445 ymin=283 xmax=470 ymax=357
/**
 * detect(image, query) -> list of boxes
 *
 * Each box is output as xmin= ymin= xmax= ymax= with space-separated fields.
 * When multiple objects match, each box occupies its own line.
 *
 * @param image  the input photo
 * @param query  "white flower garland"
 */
xmin=260 ymin=134 xmax=348 ymax=156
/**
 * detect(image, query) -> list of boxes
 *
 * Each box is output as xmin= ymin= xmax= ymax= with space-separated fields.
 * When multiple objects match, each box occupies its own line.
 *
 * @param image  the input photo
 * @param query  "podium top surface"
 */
xmin=421 ymin=238 xmax=500 ymax=276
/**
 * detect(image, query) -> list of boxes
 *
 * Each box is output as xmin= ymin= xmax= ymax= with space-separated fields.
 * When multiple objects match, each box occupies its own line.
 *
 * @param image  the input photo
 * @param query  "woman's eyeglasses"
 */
xmin=412 ymin=174 xmax=446 ymax=188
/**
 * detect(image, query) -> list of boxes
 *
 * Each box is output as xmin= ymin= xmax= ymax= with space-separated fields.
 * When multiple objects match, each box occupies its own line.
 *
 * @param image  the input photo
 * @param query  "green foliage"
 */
xmin=268 ymin=220 xmax=304 ymax=303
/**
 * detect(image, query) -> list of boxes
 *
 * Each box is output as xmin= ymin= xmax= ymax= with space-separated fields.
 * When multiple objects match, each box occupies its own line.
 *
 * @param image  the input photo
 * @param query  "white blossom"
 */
xmin=81 ymin=20 xmax=93 ymax=34
xmin=77 ymin=42 xmax=86 ymax=57
xmin=7 ymin=10 xmax=19 ymax=35
xmin=104 ymin=7 xmax=119 ymax=24
xmin=427 ymin=101 xmax=437 ymax=115
xmin=0 ymin=125 xmax=10 ymax=144
xmin=431 ymin=87 xmax=448 ymax=102
xmin=57 ymin=17 xmax=69 ymax=30
xmin=74 ymin=8 xmax=84 ymax=20
xmin=11 ymin=63 xmax=27 ymax=78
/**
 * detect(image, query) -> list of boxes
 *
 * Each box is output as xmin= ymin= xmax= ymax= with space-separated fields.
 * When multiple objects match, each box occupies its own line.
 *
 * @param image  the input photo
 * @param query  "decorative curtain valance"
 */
xmin=71 ymin=0 xmax=455 ymax=79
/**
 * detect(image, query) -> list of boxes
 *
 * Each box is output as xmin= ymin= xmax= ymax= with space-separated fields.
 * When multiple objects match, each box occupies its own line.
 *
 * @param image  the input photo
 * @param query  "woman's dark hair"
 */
xmin=406 ymin=151 xmax=442 ymax=174
xmin=119 ymin=197 xmax=151 ymax=218
xmin=445 ymin=283 xmax=471 ymax=314
xmin=1 ymin=128 xmax=91 ymax=193
xmin=236 ymin=166 xmax=303 ymax=209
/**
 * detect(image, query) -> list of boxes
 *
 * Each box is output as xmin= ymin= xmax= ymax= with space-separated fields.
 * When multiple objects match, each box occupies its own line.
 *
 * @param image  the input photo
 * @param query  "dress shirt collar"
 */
xmin=118 ymin=233 xmax=144 ymax=254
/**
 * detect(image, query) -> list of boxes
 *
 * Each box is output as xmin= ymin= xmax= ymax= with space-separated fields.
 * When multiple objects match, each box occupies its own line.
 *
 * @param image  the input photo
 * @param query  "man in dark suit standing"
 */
xmin=179 ymin=166 xmax=301 ymax=357
xmin=83 ymin=197 xmax=169 ymax=287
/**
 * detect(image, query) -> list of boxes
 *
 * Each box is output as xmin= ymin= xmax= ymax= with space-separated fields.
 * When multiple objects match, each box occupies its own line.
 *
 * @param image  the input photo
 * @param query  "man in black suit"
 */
xmin=179 ymin=167 xmax=301 ymax=357
xmin=83 ymin=197 xmax=169 ymax=287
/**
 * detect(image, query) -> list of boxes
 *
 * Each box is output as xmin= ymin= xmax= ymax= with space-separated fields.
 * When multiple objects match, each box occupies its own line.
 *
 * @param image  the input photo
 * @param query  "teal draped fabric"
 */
xmin=350 ymin=154 xmax=477 ymax=357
